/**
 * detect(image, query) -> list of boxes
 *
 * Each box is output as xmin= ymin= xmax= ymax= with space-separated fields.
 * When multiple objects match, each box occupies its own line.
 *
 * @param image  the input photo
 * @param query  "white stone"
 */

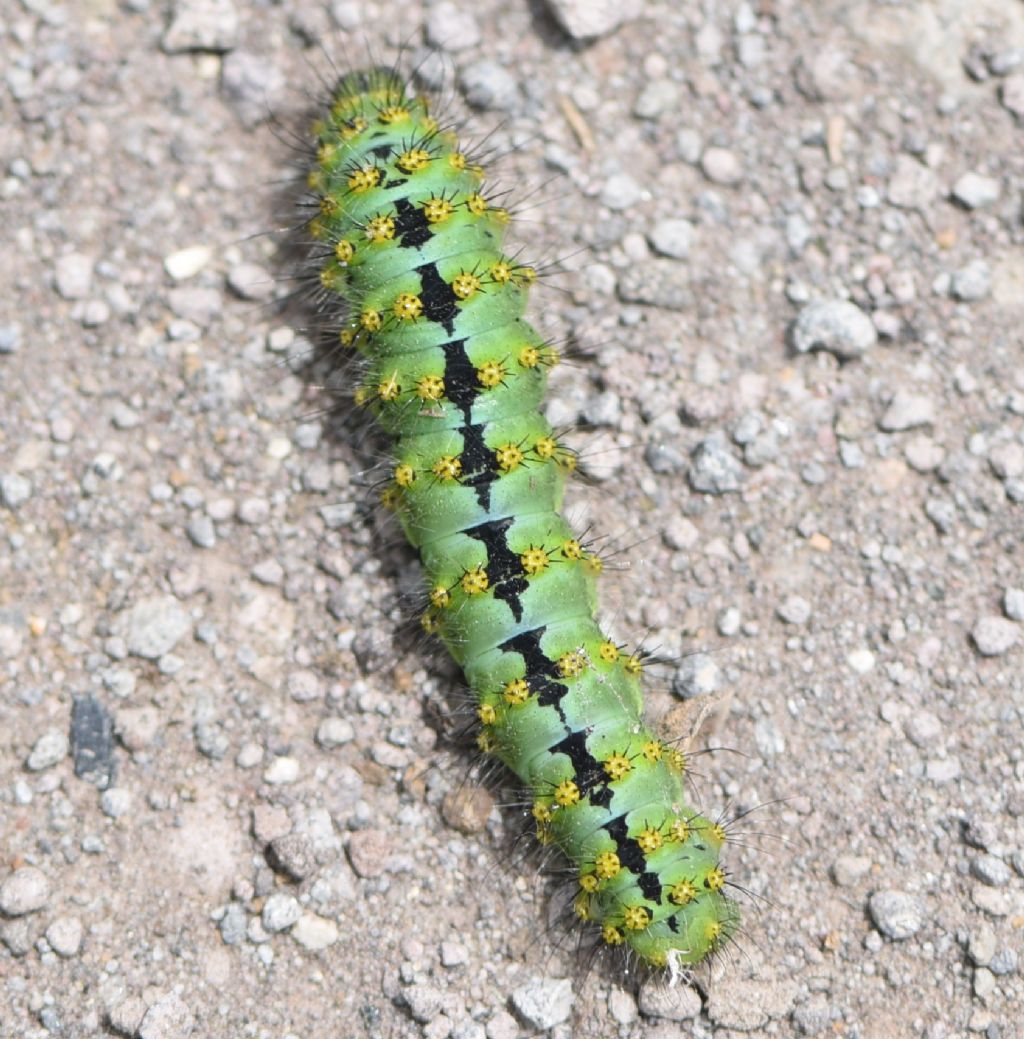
xmin=291 ymin=912 xmax=339 ymax=950
xmin=263 ymin=756 xmax=300 ymax=784
xmin=26 ymin=728 xmax=69 ymax=771
xmin=163 ymin=245 xmax=212 ymax=281
xmin=0 ymin=866 xmax=50 ymax=916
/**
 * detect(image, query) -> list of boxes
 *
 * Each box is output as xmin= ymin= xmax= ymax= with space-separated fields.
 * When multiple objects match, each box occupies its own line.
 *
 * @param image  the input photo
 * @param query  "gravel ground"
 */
xmin=2 ymin=1 xmax=1024 ymax=1037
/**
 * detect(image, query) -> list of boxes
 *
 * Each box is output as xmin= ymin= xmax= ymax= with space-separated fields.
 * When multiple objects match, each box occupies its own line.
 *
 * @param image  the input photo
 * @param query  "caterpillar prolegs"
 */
xmin=305 ymin=68 xmax=739 ymax=970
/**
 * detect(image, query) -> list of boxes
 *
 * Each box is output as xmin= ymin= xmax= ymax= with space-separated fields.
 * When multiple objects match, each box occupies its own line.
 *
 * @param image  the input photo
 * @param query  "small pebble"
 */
xmin=1003 ymin=588 xmax=1024 ymax=622
xmin=186 ymin=515 xmax=217 ymax=549
xmin=689 ymin=432 xmax=744 ymax=494
xmin=460 ymin=60 xmax=519 ymax=111
xmin=971 ymin=616 xmax=1019 ymax=657
xmin=54 ymin=253 xmax=94 ymax=300
xmin=510 ymin=977 xmax=574 ymax=1030
xmin=649 ymin=218 xmax=694 ymax=259
xmin=0 ymin=322 xmax=22 ymax=354
xmin=163 ymin=245 xmax=212 ymax=280
xmin=777 ymin=595 xmax=811 ymax=626
xmin=291 ymin=912 xmax=339 ymax=950
xmin=0 ymin=473 xmax=32 ymax=509
xmin=162 ymin=0 xmax=239 ymax=53
xmin=346 ymin=828 xmax=393 ymax=878
xmin=261 ymin=892 xmax=302 ymax=932
xmin=0 ymin=867 xmax=51 ymax=916
xmin=263 ymin=756 xmax=300 ymax=784
xmin=952 ymin=172 xmax=1001 ymax=209
xmin=45 ymin=916 xmax=83 ymax=957
xmin=879 ymin=391 xmax=935 ymax=432
xmin=832 ymin=854 xmax=872 ymax=887
xmin=267 ymin=834 xmax=315 ymax=881
xmin=441 ymin=786 xmax=495 ymax=834
xmin=424 ymin=2 xmax=481 ymax=51
xmin=971 ymin=854 xmax=1012 ymax=887
xmin=951 ymin=259 xmax=992 ymax=302
xmin=138 ymin=992 xmax=195 ymax=1039
xmin=123 ymin=596 xmax=191 ymax=659
xmin=316 ymin=717 xmax=355 ymax=748
xmin=26 ymin=728 xmax=69 ymax=771
xmin=672 ymin=653 xmax=720 ymax=698
xmin=701 ymin=147 xmax=743 ymax=185
xmin=227 ymin=262 xmax=273 ymax=300
xmin=100 ymin=788 xmax=132 ymax=818
xmin=637 ymin=983 xmax=702 ymax=1021
xmin=868 ymin=890 xmax=924 ymax=940
xmin=791 ymin=300 xmax=877 ymax=360
xmin=542 ymin=0 xmax=642 ymax=39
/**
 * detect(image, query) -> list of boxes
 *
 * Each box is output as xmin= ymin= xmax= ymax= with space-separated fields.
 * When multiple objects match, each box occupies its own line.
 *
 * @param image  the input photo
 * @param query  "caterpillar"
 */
xmin=302 ymin=66 xmax=739 ymax=971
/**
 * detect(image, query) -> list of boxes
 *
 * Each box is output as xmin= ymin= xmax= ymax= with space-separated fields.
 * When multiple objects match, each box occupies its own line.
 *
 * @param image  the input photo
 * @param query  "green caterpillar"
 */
xmin=305 ymin=68 xmax=738 ymax=970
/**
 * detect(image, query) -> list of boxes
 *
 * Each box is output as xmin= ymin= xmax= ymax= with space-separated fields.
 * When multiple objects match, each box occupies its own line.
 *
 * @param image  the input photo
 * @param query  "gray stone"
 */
xmin=46 ymin=915 xmax=83 ymax=957
xmin=0 ymin=322 xmax=22 ymax=354
xmin=792 ymin=996 xmax=833 ymax=1036
xmin=649 ymin=218 xmax=694 ymax=259
xmin=460 ymin=60 xmax=519 ymax=111
xmin=903 ymin=710 xmax=941 ymax=749
xmin=968 ymin=924 xmax=996 ymax=966
xmin=989 ymin=947 xmax=1018 ymax=975
xmin=218 ymin=903 xmax=247 ymax=945
xmin=637 ymin=982 xmax=702 ymax=1021
xmin=971 ymin=616 xmax=1019 ymax=657
xmin=424 ymin=2 xmax=481 ymax=51
xmin=0 ymin=473 xmax=32 ymax=509
xmin=286 ymin=668 xmax=321 ymax=702
xmin=226 ymin=261 xmax=274 ymax=300
xmin=952 ymin=172 xmax=1001 ymax=209
xmin=618 ymin=260 xmax=691 ymax=309
xmin=542 ymin=0 xmax=642 ymax=40
xmin=600 ymin=172 xmax=643 ymax=211
xmin=109 ymin=996 xmax=147 ymax=1037
xmin=971 ymin=854 xmax=1012 ymax=887
xmin=951 ymin=259 xmax=992 ymax=302
xmin=868 ymin=890 xmax=924 ymax=940
xmin=634 ymin=80 xmax=678 ymax=119
xmin=316 ymin=716 xmax=355 ymax=748
xmin=887 ymin=155 xmax=939 ymax=208
xmin=54 ymin=253 xmax=94 ymax=300
xmin=268 ymin=834 xmax=316 ymax=881
xmin=673 ymin=653 xmax=720 ymax=698
xmin=689 ymin=432 xmax=744 ymax=494
xmin=989 ymin=442 xmax=1024 ymax=480
xmin=925 ymin=498 xmax=956 ymax=534
xmin=221 ymin=51 xmax=283 ymax=127
xmin=26 ymin=728 xmax=69 ymax=771
xmin=186 ymin=514 xmax=216 ymax=549
xmin=777 ymin=595 xmax=812 ymax=626
xmin=1003 ymin=588 xmax=1024 ymax=622
xmin=138 ymin=992 xmax=195 ymax=1039
xmin=100 ymin=787 xmax=132 ymax=818
xmin=879 ymin=391 xmax=936 ymax=432
xmin=162 ymin=0 xmax=238 ymax=53
xmin=791 ymin=300 xmax=877 ymax=360
xmin=261 ymin=892 xmax=302 ymax=932
xmin=0 ymin=867 xmax=50 ymax=916
xmin=832 ymin=854 xmax=872 ymax=887
xmin=701 ymin=147 xmax=743 ymax=185
xmin=510 ymin=977 xmax=573 ymax=1030
xmin=124 ymin=596 xmax=191 ymax=659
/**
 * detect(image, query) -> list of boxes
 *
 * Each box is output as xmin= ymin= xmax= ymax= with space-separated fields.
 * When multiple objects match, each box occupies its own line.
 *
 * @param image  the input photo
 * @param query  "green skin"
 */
xmin=310 ymin=69 xmax=738 ymax=968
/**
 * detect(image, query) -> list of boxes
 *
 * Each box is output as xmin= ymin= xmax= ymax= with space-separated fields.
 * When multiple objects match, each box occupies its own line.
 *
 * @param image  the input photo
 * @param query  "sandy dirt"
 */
xmin=2 ymin=1 xmax=1023 ymax=1037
